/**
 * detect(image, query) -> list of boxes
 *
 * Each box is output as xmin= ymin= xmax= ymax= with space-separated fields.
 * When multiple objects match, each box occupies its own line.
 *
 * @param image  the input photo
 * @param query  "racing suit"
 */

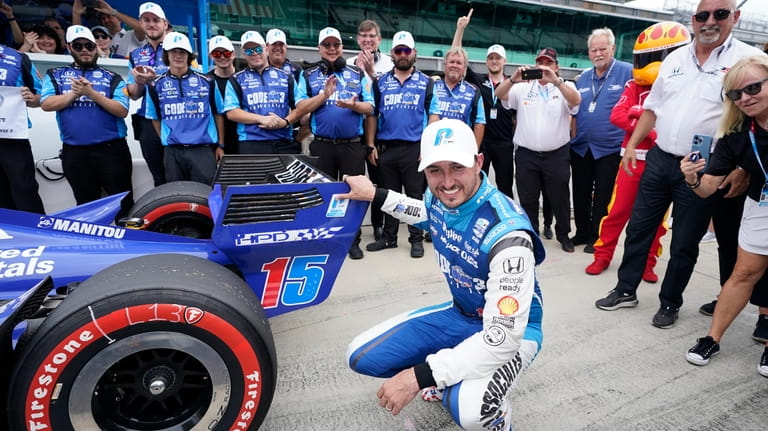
xmin=347 ymin=174 xmax=545 ymax=431
xmin=593 ymin=79 xmax=666 ymax=268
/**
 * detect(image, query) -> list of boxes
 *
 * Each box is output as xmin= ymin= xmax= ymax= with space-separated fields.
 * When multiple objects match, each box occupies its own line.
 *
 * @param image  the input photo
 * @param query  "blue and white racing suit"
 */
xmin=347 ymin=175 xmax=544 ymax=431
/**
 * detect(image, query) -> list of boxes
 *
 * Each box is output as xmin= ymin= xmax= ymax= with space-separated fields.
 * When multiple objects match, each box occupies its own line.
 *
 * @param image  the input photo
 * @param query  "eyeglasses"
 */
xmin=358 ymin=32 xmax=378 ymax=39
xmin=693 ymin=9 xmax=733 ymax=23
xmin=71 ymin=42 xmax=97 ymax=52
xmin=93 ymin=34 xmax=111 ymax=40
xmin=320 ymin=42 xmax=341 ymax=49
xmin=211 ymin=50 xmax=234 ymax=59
xmin=724 ymin=77 xmax=768 ymax=101
xmin=243 ymin=46 xmax=264 ymax=56
xmin=393 ymin=47 xmax=412 ymax=55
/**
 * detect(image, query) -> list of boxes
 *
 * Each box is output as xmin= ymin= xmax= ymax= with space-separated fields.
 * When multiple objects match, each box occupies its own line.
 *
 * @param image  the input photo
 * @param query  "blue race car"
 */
xmin=0 ymin=155 xmax=367 ymax=430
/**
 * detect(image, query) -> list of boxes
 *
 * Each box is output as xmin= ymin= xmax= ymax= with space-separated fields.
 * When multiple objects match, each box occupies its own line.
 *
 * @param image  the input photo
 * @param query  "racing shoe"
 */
xmin=686 ymin=336 xmax=720 ymax=366
xmin=420 ymin=386 xmax=444 ymax=402
xmin=753 ymin=314 xmax=768 ymax=343
xmin=410 ymin=241 xmax=424 ymax=258
xmin=366 ymin=238 xmax=397 ymax=252
xmin=652 ymin=306 xmax=679 ymax=329
xmin=759 ymin=347 xmax=768 ymax=378
xmin=585 ymin=259 xmax=609 ymax=275
xmin=642 ymin=266 xmax=658 ymax=283
xmin=595 ymin=290 xmax=638 ymax=311
xmin=699 ymin=299 xmax=717 ymax=316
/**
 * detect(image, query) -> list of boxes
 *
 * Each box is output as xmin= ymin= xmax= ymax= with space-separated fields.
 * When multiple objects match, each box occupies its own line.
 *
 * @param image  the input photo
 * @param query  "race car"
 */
xmin=0 ymin=154 xmax=367 ymax=430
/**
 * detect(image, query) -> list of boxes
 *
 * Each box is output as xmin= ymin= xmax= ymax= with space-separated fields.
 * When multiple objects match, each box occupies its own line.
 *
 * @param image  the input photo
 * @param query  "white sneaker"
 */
xmin=700 ymin=231 xmax=717 ymax=243
xmin=759 ymin=347 xmax=768 ymax=378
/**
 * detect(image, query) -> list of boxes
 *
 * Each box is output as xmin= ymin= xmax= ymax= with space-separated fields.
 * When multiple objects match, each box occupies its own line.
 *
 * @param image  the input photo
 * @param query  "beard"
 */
xmin=75 ymin=56 xmax=98 ymax=69
xmin=395 ymin=57 xmax=414 ymax=71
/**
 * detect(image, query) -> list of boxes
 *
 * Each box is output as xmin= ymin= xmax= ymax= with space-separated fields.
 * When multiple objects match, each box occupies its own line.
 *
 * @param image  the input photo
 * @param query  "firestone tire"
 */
xmin=8 ymin=254 xmax=276 ymax=431
xmin=127 ymin=181 xmax=214 ymax=238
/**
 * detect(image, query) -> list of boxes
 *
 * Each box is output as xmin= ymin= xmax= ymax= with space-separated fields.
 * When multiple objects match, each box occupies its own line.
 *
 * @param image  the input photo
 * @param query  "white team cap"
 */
xmin=392 ymin=31 xmax=415 ymax=49
xmin=318 ymin=27 xmax=341 ymax=44
xmin=208 ymin=35 xmax=234 ymax=53
xmin=266 ymin=28 xmax=287 ymax=45
xmin=139 ymin=2 xmax=166 ymax=20
xmin=66 ymin=25 xmax=95 ymax=43
xmin=487 ymin=44 xmax=506 ymax=59
xmin=163 ymin=31 xmax=193 ymax=54
xmin=418 ymin=119 xmax=478 ymax=172
xmin=241 ymin=30 xmax=266 ymax=47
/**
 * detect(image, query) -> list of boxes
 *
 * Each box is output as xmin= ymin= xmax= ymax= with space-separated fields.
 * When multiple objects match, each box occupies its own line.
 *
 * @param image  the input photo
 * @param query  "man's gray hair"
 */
xmin=588 ymin=27 xmax=615 ymax=46
xmin=444 ymin=47 xmax=468 ymax=67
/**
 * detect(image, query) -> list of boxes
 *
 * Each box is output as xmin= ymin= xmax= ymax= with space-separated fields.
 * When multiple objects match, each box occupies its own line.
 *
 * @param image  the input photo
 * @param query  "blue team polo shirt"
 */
xmin=372 ymin=69 xmax=438 ymax=142
xmin=570 ymin=59 xmax=633 ymax=158
xmin=431 ymin=79 xmax=486 ymax=127
xmin=41 ymin=65 xmax=129 ymax=145
xmin=296 ymin=64 xmax=374 ymax=139
xmin=222 ymin=66 xmax=298 ymax=142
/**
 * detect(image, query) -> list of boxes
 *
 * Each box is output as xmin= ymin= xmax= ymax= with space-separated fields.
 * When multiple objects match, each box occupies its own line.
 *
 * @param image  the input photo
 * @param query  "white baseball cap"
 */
xmin=66 ymin=25 xmax=95 ymax=43
xmin=139 ymin=2 xmax=166 ymax=20
xmin=487 ymin=44 xmax=506 ymax=59
xmin=318 ymin=27 xmax=341 ymax=44
xmin=240 ymin=30 xmax=266 ymax=47
xmin=266 ymin=28 xmax=286 ymax=45
xmin=208 ymin=35 xmax=234 ymax=53
xmin=418 ymin=119 xmax=478 ymax=172
xmin=163 ymin=31 xmax=193 ymax=54
xmin=392 ymin=31 xmax=415 ymax=49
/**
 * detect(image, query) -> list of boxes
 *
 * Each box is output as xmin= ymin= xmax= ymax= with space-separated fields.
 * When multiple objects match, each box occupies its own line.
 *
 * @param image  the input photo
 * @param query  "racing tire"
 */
xmin=127 ymin=181 xmax=214 ymax=238
xmin=7 ymin=254 xmax=277 ymax=431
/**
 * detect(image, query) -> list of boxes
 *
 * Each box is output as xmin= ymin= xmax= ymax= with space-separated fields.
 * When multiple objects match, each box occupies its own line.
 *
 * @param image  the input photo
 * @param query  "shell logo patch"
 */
xmin=497 ymin=296 xmax=519 ymax=316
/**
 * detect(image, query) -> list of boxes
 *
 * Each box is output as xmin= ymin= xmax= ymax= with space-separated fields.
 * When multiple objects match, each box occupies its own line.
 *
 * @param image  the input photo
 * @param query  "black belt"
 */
xmin=658 ymin=147 xmax=685 ymax=161
xmin=314 ymin=136 xmax=360 ymax=144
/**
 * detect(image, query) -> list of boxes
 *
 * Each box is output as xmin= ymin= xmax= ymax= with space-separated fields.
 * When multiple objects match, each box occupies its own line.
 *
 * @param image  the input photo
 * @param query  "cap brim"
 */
xmin=536 ymin=55 xmax=556 ymax=63
xmin=417 ymin=151 xmax=475 ymax=172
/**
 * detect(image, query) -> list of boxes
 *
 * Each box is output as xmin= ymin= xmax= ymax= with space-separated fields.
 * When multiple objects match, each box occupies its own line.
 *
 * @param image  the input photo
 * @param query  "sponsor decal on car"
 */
xmin=0 ymin=246 xmax=54 ymax=279
xmin=235 ymin=227 xmax=343 ymax=246
xmin=39 ymin=217 xmax=126 ymax=239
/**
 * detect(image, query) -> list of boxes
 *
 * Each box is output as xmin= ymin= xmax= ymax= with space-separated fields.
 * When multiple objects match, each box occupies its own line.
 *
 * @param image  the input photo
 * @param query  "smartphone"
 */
xmin=689 ymin=134 xmax=713 ymax=163
xmin=521 ymin=68 xmax=543 ymax=80
xmin=84 ymin=0 xmax=99 ymax=8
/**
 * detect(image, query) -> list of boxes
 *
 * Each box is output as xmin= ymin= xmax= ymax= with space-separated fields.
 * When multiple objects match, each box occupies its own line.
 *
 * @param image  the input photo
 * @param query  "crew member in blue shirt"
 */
xmin=365 ymin=30 xmax=439 ymax=258
xmin=223 ymin=30 xmax=301 ymax=154
xmin=0 ymin=42 xmax=44 ymax=213
xmin=126 ymin=1 xmax=169 ymax=186
xmin=570 ymin=28 xmax=633 ymax=253
xmin=296 ymin=26 xmax=374 ymax=260
xmin=40 ymin=25 xmax=133 ymax=218
xmin=430 ymin=47 xmax=486 ymax=147
xmin=145 ymin=32 xmax=224 ymax=185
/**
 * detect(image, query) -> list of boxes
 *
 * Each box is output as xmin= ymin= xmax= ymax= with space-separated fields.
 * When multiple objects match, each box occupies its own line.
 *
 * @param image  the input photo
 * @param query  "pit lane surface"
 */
xmin=263 ymin=227 xmax=767 ymax=430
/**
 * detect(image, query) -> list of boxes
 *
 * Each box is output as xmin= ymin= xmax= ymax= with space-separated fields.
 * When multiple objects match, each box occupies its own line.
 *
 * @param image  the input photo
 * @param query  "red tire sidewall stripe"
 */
xmin=141 ymin=203 xmax=212 ymax=225
xmin=24 ymin=303 xmax=262 ymax=430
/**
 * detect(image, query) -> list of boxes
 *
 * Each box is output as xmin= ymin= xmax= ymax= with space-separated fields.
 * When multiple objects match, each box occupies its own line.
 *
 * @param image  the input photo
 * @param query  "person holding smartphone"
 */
xmin=495 ymin=47 xmax=581 ymax=252
xmin=680 ymin=55 xmax=768 ymax=377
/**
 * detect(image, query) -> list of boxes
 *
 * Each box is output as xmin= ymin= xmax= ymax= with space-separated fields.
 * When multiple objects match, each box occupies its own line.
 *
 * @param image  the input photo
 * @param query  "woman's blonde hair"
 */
xmin=717 ymin=55 xmax=768 ymax=138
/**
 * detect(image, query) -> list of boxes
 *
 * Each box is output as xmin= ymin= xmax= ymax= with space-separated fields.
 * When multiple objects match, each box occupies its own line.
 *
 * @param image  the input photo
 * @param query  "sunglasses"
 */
xmin=693 ymin=9 xmax=732 ymax=23
xmin=71 ymin=42 xmax=97 ymax=52
xmin=320 ymin=42 xmax=341 ymax=49
xmin=725 ymin=77 xmax=768 ymax=101
xmin=93 ymin=34 xmax=111 ymax=40
xmin=393 ymin=47 xmax=412 ymax=55
xmin=211 ymin=50 xmax=234 ymax=59
xmin=243 ymin=46 xmax=264 ymax=56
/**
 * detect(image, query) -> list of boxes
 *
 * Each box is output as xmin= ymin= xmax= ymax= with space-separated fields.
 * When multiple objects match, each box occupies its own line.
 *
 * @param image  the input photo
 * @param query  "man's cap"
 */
xmin=241 ymin=30 xmax=266 ymax=47
xmin=392 ymin=31 xmax=415 ymax=49
xmin=318 ymin=27 xmax=341 ymax=44
xmin=66 ymin=25 xmax=95 ymax=43
xmin=91 ymin=26 xmax=110 ymax=37
xmin=266 ymin=28 xmax=287 ymax=45
xmin=487 ymin=44 xmax=506 ymax=59
xmin=535 ymin=47 xmax=558 ymax=63
xmin=163 ymin=31 xmax=193 ymax=54
xmin=208 ymin=35 xmax=234 ymax=53
xmin=418 ymin=119 xmax=478 ymax=172
xmin=139 ymin=2 xmax=166 ymax=20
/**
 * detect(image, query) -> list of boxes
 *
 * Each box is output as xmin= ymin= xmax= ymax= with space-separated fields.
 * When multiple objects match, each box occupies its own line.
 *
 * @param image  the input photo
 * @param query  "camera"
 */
xmin=521 ymin=68 xmax=543 ymax=80
xmin=84 ymin=0 xmax=100 ymax=7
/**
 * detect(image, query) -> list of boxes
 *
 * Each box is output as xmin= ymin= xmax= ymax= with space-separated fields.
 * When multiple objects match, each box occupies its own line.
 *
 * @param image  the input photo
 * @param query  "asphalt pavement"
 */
xmin=261 ymin=224 xmax=768 ymax=430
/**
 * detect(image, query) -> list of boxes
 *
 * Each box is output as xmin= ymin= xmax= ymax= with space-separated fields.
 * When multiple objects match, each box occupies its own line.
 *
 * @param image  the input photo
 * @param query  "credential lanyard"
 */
xmin=748 ymin=122 xmax=768 ymax=184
